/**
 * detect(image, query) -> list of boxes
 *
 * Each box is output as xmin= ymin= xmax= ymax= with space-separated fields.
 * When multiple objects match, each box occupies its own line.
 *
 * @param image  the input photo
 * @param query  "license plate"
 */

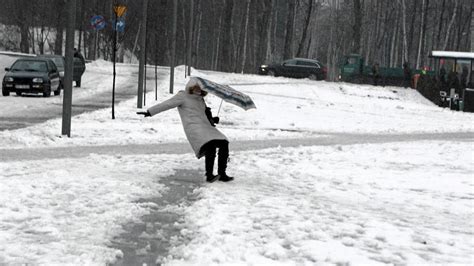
xmin=15 ymin=84 xmax=30 ymax=89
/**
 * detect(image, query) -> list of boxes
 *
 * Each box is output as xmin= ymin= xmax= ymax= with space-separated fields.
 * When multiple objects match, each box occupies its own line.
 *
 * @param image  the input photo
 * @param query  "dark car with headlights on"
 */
xmin=37 ymin=54 xmax=86 ymax=88
xmin=37 ymin=54 xmax=65 ymax=86
xmin=259 ymin=58 xmax=327 ymax=80
xmin=2 ymin=58 xmax=61 ymax=97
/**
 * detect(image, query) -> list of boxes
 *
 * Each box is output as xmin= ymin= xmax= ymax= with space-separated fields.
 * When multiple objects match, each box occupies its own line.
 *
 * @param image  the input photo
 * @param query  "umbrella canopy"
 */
xmin=190 ymin=76 xmax=256 ymax=111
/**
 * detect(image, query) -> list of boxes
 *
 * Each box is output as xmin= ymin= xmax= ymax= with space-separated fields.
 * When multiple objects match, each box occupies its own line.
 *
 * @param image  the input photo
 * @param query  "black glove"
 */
xmin=137 ymin=111 xmax=151 ymax=117
xmin=212 ymin=117 xmax=219 ymax=124
xmin=205 ymin=107 xmax=215 ymax=126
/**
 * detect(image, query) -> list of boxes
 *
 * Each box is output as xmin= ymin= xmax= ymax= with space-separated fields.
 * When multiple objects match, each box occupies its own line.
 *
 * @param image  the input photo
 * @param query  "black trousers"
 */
xmin=200 ymin=140 xmax=229 ymax=176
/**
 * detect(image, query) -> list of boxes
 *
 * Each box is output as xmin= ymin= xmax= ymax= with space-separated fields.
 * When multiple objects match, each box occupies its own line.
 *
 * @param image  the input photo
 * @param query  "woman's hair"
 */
xmin=188 ymin=85 xmax=200 ymax=94
xmin=189 ymin=85 xmax=207 ymax=96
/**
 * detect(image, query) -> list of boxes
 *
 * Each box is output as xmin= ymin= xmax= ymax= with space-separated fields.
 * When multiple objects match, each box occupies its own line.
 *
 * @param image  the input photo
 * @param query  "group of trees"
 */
xmin=0 ymin=0 xmax=472 ymax=80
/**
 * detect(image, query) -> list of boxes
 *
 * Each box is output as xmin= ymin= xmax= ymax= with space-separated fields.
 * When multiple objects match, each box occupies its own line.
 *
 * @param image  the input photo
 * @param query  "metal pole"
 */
xmin=137 ymin=0 xmax=148 ymax=108
xmin=144 ymin=40 xmax=147 ymax=106
xmin=61 ymin=0 xmax=76 ymax=137
xmin=217 ymin=99 xmax=223 ymax=116
xmin=170 ymin=0 xmax=177 ymax=94
xmin=94 ymin=31 xmax=98 ymax=60
xmin=112 ymin=6 xmax=117 ymax=119
xmin=187 ymin=0 xmax=194 ymax=76
xmin=155 ymin=33 xmax=158 ymax=101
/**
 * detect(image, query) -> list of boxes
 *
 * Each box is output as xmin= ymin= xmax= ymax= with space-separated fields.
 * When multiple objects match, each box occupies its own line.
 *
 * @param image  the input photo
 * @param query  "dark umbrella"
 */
xmin=192 ymin=76 xmax=256 ymax=113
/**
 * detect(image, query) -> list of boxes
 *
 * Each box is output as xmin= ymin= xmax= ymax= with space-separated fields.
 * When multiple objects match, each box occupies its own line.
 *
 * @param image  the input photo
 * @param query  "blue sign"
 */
xmin=112 ymin=18 xmax=126 ymax=32
xmin=90 ymin=15 xmax=106 ymax=30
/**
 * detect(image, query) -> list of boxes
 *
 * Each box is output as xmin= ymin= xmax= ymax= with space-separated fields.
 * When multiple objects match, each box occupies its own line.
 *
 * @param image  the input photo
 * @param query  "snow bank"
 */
xmin=1 ymin=63 xmax=473 ymax=149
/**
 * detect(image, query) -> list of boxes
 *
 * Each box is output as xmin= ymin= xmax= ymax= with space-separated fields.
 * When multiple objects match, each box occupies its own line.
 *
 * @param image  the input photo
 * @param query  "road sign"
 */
xmin=113 ymin=18 xmax=126 ymax=32
xmin=90 ymin=15 xmax=106 ymax=30
xmin=114 ymin=5 xmax=127 ymax=17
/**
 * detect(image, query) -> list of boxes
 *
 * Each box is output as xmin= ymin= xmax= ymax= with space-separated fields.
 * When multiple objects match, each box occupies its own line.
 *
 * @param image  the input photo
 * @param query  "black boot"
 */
xmin=205 ymin=146 xmax=218 ymax=183
xmin=206 ymin=174 xmax=219 ymax=183
xmin=218 ymin=173 xmax=234 ymax=182
xmin=217 ymin=143 xmax=233 ymax=182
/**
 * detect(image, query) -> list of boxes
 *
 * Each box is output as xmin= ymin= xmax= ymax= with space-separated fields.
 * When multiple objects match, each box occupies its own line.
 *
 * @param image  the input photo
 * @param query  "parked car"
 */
xmin=2 ymin=58 xmax=61 ymax=97
xmin=37 ymin=54 xmax=65 ymax=86
xmin=37 ymin=54 xmax=86 ymax=88
xmin=259 ymin=58 xmax=327 ymax=80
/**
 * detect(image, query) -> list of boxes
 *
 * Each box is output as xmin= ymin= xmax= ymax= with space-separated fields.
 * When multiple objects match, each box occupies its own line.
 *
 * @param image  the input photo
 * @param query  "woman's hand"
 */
xmin=137 ymin=111 xmax=151 ymax=117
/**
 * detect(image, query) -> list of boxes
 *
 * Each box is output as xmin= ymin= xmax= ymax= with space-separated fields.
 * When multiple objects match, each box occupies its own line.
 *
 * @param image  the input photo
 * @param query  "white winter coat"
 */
xmin=147 ymin=87 xmax=228 ymax=158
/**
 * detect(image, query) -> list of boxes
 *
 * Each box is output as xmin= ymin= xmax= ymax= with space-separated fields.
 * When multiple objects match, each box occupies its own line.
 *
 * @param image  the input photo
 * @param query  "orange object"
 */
xmin=413 ymin=74 xmax=421 ymax=89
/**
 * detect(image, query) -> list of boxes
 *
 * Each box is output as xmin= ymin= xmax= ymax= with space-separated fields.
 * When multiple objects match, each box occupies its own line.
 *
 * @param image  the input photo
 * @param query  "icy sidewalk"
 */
xmin=160 ymin=140 xmax=473 ymax=265
xmin=1 ymin=132 xmax=472 ymax=162
xmin=1 ymin=133 xmax=472 ymax=264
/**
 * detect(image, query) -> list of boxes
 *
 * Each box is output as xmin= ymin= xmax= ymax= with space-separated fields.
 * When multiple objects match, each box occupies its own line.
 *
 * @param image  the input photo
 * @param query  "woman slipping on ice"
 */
xmin=137 ymin=79 xmax=234 ymax=183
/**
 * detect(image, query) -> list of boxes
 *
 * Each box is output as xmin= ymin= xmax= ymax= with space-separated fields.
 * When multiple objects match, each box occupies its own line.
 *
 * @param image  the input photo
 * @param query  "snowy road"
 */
xmin=1 ymin=131 xmax=472 ymax=162
xmin=0 ymin=64 xmax=171 ymax=131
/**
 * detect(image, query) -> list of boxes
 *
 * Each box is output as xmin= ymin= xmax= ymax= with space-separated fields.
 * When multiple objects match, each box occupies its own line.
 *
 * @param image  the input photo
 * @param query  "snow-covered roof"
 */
xmin=430 ymin=51 xmax=474 ymax=60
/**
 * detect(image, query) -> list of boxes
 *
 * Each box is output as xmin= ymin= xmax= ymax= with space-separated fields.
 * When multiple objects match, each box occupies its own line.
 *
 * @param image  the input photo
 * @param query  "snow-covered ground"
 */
xmin=0 ymin=57 xmax=473 ymax=264
xmin=1 ymin=60 xmax=473 ymax=149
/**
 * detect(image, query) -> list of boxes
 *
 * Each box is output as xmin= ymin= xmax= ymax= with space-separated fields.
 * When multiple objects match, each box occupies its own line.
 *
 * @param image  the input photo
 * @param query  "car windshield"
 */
xmin=51 ymin=58 xmax=65 ymax=71
xmin=11 ymin=60 xmax=48 ymax=72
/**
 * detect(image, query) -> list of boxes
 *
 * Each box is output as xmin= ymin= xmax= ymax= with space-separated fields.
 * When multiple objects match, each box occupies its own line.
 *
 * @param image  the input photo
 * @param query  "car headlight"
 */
xmin=4 ymin=77 xmax=14 ymax=82
xmin=260 ymin=65 xmax=268 ymax=68
xmin=32 ymin=78 xmax=43 ymax=83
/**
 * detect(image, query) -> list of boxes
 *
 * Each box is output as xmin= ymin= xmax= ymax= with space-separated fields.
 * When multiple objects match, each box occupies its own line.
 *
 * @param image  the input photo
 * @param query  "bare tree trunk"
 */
xmin=443 ymin=0 xmax=458 ymax=50
xmin=471 ymin=8 xmax=474 ymax=52
xmin=436 ymin=0 xmax=446 ymax=50
xmin=421 ymin=0 xmax=429 ymax=67
xmin=283 ymin=0 xmax=296 ymax=59
xmin=240 ymin=0 xmax=251 ymax=72
xmin=213 ymin=5 xmax=224 ymax=70
xmin=256 ymin=0 xmax=272 ymax=66
xmin=352 ymin=0 xmax=362 ymax=54
xmin=401 ymin=0 xmax=408 ymax=64
xmin=308 ymin=2 xmax=320 ymax=60
xmin=194 ymin=0 xmax=202 ymax=68
xmin=30 ymin=29 xmax=36 ymax=54
xmin=416 ymin=0 xmax=426 ymax=68
xmin=54 ymin=0 xmax=66 ymax=55
xmin=389 ymin=11 xmax=398 ymax=67
xmin=233 ymin=12 xmax=245 ymax=72
xmin=219 ymin=0 xmax=234 ymax=72
xmin=131 ymin=23 xmax=141 ymax=63
xmin=265 ymin=0 xmax=275 ymax=62
xmin=297 ymin=0 xmax=314 ymax=57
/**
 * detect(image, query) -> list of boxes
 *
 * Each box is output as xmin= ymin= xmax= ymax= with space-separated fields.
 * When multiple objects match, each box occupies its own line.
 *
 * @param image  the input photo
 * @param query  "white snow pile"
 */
xmin=0 ymin=62 xmax=473 ymax=149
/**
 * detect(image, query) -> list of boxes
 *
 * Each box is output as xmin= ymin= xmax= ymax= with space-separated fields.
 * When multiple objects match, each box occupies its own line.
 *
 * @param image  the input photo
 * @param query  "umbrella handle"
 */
xmin=217 ymin=99 xmax=223 ymax=116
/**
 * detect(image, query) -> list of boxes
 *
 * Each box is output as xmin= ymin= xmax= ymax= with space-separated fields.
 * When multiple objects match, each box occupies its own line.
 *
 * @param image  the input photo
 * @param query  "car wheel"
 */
xmin=309 ymin=74 xmax=318 ymax=80
xmin=16 ymin=91 xmax=22 ymax=96
xmin=268 ymin=70 xmax=276 ymax=77
xmin=43 ymin=86 xmax=51 ymax=97
xmin=2 ymin=88 xmax=9 ymax=96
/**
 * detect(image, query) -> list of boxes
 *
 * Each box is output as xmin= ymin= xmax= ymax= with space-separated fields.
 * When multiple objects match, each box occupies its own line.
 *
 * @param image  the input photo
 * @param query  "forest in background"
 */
xmin=0 ymin=0 xmax=472 ymax=80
